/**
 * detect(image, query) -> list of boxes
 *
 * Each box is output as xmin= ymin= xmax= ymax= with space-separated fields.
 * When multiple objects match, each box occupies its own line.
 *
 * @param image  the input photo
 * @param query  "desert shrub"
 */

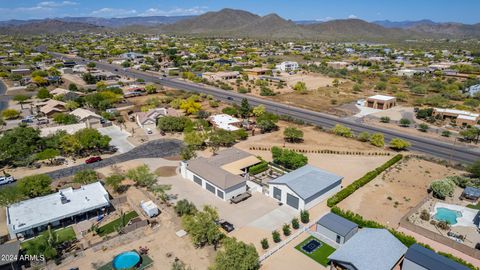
xmin=291 ymin=218 xmax=299 ymax=229
xmin=272 ymin=230 xmax=281 ymax=243
xmin=261 ymin=238 xmax=269 ymax=250
xmin=300 ymin=210 xmax=309 ymax=223
xmin=430 ymin=178 xmax=455 ymax=199
xmin=420 ymin=209 xmax=430 ymax=221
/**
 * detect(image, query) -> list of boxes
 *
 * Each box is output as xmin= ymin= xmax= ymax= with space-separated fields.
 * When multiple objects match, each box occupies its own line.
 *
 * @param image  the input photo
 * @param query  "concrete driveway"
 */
xmin=157 ymin=174 xmax=283 ymax=229
xmin=99 ymin=125 xmax=135 ymax=153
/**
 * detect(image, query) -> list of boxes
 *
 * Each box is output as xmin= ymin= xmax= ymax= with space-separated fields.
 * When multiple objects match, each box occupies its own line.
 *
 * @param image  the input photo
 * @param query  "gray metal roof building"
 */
xmin=462 ymin=186 xmax=480 ymax=200
xmin=317 ymin=213 xmax=358 ymax=237
xmin=328 ymin=228 xmax=407 ymax=270
xmin=403 ymin=244 xmax=470 ymax=270
xmin=268 ymin=164 xmax=343 ymax=201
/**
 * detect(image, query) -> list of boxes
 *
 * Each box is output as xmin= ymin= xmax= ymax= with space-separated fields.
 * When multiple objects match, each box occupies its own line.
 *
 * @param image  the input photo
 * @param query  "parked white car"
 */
xmin=0 ymin=176 xmax=15 ymax=185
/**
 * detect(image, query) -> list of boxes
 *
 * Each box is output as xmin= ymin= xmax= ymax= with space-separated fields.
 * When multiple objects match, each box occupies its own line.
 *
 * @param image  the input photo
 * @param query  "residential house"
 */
xmin=10 ymin=68 xmax=31 ymax=76
xmin=268 ymin=165 xmax=342 ymax=211
xmin=37 ymin=99 xmax=67 ymax=117
xmin=244 ymin=67 xmax=271 ymax=76
xmin=315 ymin=213 xmax=358 ymax=245
xmin=69 ymin=108 xmax=102 ymax=128
xmin=402 ymin=244 xmax=470 ymax=270
xmin=7 ymin=182 xmax=110 ymax=239
xmin=328 ymin=228 xmax=407 ymax=270
xmin=327 ymin=61 xmax=350 ymax=69
xmin=366 ymin=95 xmax=397 ymax=110
xmin=136 ymin=108 xmax=180 ymax=130
xmin=276 ymin=61 xmax=299 ymax=72
xmin=461 ymin=187 xmax=480 ymax=201
xmin=432 ymin=108 xmax=480 ymax=126
xmin=180 ymin=148 xmax=262 ymax=201
xmin=202 ymin=71 xmax=239 ymax=81
xmin=50 ymin=87 xmax=84 ymax=101
xmin=209 ymin=114 xmax=242 ymax=131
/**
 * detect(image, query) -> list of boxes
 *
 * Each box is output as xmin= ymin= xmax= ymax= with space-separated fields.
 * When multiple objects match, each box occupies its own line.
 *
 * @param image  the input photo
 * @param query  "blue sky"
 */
xmin=1 ymin=0 xmax=479 ymax=23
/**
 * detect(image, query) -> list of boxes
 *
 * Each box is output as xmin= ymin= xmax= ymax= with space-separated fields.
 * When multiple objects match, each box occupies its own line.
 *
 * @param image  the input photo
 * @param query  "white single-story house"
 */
xmin=328 ymin=228 xmax=407 ymax=270
xmin=268 ymin=165 xmax=342 ymax=211
xmin=180 ymin=148 xmax=262 ymax=201
xmin=402 ymin=244 xmax=470 ymax=270
xmin=316 ymin=213 xmax=358 ymax=245
xmin=7 ymin=182 xmax=110 ymax=239
xmin=208 ymin=114 xmax=242 ymax=131
xmin=276 ymin=61 xmax=299 ymax=72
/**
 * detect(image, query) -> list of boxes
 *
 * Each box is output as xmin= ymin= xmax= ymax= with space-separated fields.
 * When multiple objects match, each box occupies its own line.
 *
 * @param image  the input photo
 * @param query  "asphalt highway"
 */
xmin=50 ymin=52 xmax=480 ymax=164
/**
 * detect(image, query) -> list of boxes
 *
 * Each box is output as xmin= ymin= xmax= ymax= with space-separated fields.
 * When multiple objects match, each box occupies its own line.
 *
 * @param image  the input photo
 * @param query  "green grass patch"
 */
xmin=21 ymin=227 xmax=76 ymax=250
xmin=97 ymin=211 xmax=139 ymax=237
xmin=97 ymin=253 xmax=153 ymax=270
xmin=294 ymin=236 xmax=336 ymax=266
xmin=467 ymin=202 xmax=480 ymax=210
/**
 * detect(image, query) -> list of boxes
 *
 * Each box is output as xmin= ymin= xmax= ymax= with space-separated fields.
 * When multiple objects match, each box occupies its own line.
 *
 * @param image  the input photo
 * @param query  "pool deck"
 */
xmin=432 ymin=202 xmax=479 ymax=227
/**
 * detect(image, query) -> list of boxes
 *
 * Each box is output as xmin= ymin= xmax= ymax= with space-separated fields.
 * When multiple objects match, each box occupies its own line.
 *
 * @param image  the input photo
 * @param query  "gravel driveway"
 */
xmin=98 ymin=125 xmax=135 ymax=153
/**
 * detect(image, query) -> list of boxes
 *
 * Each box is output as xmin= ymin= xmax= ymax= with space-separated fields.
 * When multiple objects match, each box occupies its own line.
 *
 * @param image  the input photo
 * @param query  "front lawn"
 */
xmin=97 ymin=211 xmax=139 ymax=236
xmin=294 ymin=236 xmax=336 ymax=266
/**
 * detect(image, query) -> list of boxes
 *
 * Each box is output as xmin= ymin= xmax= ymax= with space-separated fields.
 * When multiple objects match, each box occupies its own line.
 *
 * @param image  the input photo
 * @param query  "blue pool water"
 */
xmin=434 ymin=207 xmax=462 ymax=225
xmin=112 ymin=251 xmax=141 ymax=270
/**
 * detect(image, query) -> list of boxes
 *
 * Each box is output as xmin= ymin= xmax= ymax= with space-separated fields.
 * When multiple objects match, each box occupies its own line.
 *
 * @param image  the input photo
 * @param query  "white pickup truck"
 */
xmin=0 ymin=176 xmax=15 ymax=186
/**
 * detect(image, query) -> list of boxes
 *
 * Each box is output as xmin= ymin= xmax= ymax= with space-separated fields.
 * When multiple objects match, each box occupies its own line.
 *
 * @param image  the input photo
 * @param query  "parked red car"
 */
xmin=85 ymin=156 xmax=102 ymax=164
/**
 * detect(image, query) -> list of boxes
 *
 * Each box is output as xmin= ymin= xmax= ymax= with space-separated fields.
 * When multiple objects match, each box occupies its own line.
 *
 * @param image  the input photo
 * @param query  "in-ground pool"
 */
xmin=434 ymin=207 xmax=462 ymax=225
xmin=301 ymin=239 xmax=322 ymax=254
xmin=112 ymin=251 xmax=141 ymax=270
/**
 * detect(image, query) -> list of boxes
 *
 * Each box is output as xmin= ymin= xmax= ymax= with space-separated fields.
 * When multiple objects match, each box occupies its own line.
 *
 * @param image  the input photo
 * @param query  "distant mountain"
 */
xmin=0 ymin=15 xmax=193 ymax=28
xmin=373 ymin=19 xmax=437 ymax=28
xmin=408 ymin=22 xmax=480 ymax=39
xmin=0 ymin=20 xmax=103 ymax=35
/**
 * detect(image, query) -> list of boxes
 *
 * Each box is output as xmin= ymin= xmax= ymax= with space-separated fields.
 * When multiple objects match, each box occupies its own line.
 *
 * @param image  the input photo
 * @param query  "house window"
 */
xmin=193 ymin=175 xmax=202 ymax=186
xmin=273 ymin=187 xmax=282 ymax=200
xmin=205 ymin=182 xmax=216 ymax=194
xmin=336 ymin=235 xmax=341 ymax=243
xmin=217 ymin=190 xmax=224 ymax=199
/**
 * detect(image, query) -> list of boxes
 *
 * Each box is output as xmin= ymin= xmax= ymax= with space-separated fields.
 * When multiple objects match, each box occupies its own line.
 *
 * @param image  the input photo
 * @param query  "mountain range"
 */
xmin=1 ymin=9 xmax=479 ymax=41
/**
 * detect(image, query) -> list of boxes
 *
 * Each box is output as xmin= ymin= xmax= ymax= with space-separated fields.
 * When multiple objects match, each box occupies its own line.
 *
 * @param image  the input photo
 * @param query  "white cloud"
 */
xmin=140 ymin=6 xmax=208 ymax=16
xmin=348 ymin=14 xmax=358 ymax=19
xmin=90 ymin=8 xmax=138 ymax=18
xmin=38 ymin=1 xmax=77 ymax=8
xmin=316 ymin=16 xmax=334 ymax=22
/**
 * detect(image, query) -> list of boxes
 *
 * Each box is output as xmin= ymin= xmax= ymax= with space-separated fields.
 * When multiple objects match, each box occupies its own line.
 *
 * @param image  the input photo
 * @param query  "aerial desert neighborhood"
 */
xmin=1 ymin=1 xmax=480 ymax=270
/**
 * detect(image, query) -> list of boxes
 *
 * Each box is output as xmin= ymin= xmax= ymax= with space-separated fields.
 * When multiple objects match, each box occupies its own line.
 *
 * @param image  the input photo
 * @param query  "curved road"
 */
xmin=49 ymin=52 xmax=480 ymax=164
xmin=46 ymin=139 xmax=183 ymax=179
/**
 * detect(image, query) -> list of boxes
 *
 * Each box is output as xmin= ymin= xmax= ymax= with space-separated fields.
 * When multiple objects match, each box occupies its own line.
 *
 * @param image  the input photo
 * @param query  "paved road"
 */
xmin=49 ymin=52 xmax=480 ymax=164
xmin=45 ymin=139 xmax=182 ymax=179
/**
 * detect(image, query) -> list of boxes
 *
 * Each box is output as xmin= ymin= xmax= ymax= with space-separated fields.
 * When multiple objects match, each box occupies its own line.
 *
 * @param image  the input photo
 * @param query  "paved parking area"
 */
xmin=98 ymin=125 xmax=135 ymax=153
xmin=157 ymin=173 xmax=288 ymax=229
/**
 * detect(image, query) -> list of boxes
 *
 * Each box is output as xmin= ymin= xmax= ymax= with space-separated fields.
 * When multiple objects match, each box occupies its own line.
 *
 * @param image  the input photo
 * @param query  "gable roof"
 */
xmin=317 ymin=213 xmax=358 ymax=237
xmin=268 ymin=165 xmax=343 ymax=200
xmin=70 ymin=108 xmax=101 ymax=121
xmin=328 ymin=228 xmax=407 ymax=270
xmin=186 ymin=148 xmax=256 ymax=190
xmin=405 ymin=244 xmax=470 ymax=270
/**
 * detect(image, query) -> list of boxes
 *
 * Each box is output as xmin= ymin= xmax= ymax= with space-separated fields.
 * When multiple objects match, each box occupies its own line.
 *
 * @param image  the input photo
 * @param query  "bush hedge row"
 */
xmin=248 ymin=161 xmax=269 ymax=175
xmin=327 ymin=154 xmax=403 ymax=207
xmin=331 ymin=207 xmax=478 ymax=270
xmin=249 ymin=146 xmax=391 ymax=156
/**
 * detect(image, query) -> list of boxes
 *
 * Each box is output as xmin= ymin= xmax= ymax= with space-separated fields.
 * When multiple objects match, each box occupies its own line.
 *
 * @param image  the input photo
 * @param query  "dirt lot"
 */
xmin=338 ymin=157 xmax=464 ymax=228
xmin=236 ymin=123 xmax=392 ymax=186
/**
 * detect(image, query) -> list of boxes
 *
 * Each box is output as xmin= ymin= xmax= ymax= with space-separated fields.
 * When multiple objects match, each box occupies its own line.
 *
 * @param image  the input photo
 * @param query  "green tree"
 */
xmin=260 ymin=238 xmax=269 ymax=250
xmin=87 ymin=62 xmax=96 ymax=69
xmin=369 ymin=133 xmax=385 ymax=147
xmin=145 ymin=84 xmax=157 ymax=94
xmin=65 ymin=100 xmax=80 ymax=111
xmin=0 ymin=126 xmax=42 ymax=166
xmin=211 ymin=237 xmax=259 ymax=270
xmin=257 ymin=112 xmax=278 ymax=133
xmin=13 ymin=94 xmax=29 ymax=109
xmin=332 ymin=124 xmax=353 ymax=138
xmin=157 ymin=116 xmax=192 ymax=132
xmin=272 ymin=230 xmax=281 ymax=243
xmin=209 ymin=129 xmax=238 ymax=151
xmin=300 ymin=210 xmax=310 ymax=223
xmin=430 ymin=178 xmax=455 ymax=200
xmin=174 ymin=199 xmax=198 ymax=217
xmin=73 ymin=169 xmax=98 ymax=185
xmin=389 ymin=138 xmax=411 ymax=150
xmin=291 ymin=218 xmax=300 ymax=229
xmin=1 ymin=109 xmax=20 ymax=120
xmin=105 ymin=173 xmax=125 ymax=192
xmin=459 ymin=127 xmax=480 ymax=144
xmin=180 ymin=98 xmax=202 ymax=115
xmin=37 ymin=87 xmax=52 ymax=99
xmin=53 ymin=113 xmax=78 ymax=124
xmin=283 ymin=127 xmax=304 ymax=143
xmin=74 ymin=128 xmax=111 ymax=150
xmin=17 ymin=174 xmax=52 ymax=198
xmin=252 ymin=105 xmax=265 ymax=117
xmin=182 ymin=205 xmax=223 ymax=247
xmin=467 ymin=160 xmax=480 ymax=178
xmin=239 ymin=98 xmax=251 ymax=118
xmin=271 ymin=147 xmax=307 ymax=170
xmin=0 ymin=186 xmax=26 ymax=206
xmin=35 ymin=148 xmax=60 ymax=164
xmin=418 ymin=123 xmax=429 ymax=132
xmin=184 ymin=131 xmax=206 ymax=149
xmin=127 ymin=165 xmax=157 ymax=188
xmin=357 ymin=131 xmax=370 ymax=142
xmin=293 ymin=81 xmax=307 ymax=94
xmin=282 ymin=224 xmax=291 ymax=236
xmin=399 ymin=118 xmax=411 ymax=127
xmin=380 ymin=116 xmax=390 ymax=123
xmin=180 ymin=146 xmax=197 ymax=161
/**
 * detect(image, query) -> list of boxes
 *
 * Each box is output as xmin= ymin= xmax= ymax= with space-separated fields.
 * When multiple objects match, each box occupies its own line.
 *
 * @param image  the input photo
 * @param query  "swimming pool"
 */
xmin=112 ymin=251 xmax=141 ymax=270
xmin=434 ymin=207 xmax=462 ymax=225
